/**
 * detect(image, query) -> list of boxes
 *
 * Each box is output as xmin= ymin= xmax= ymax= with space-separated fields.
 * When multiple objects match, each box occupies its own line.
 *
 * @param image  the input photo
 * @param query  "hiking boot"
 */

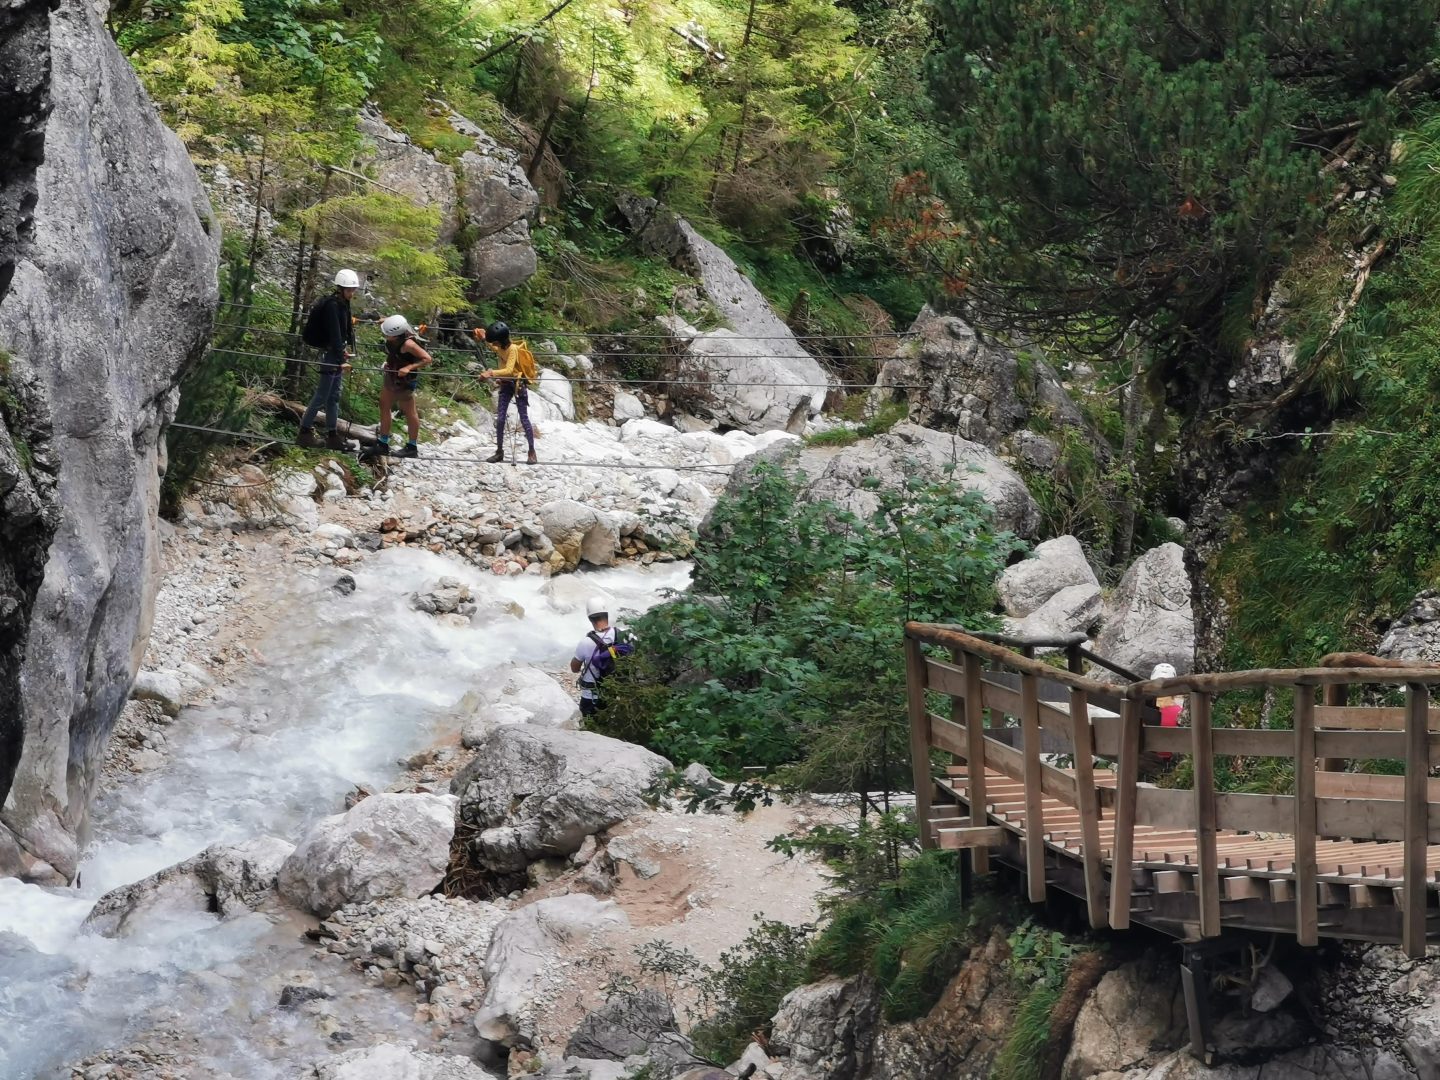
xmin=526 ymin=449 xmax=538 ymax=465
xmin=486 ymin=448 xmax=504 ymax=464
xmin=297 ymin=427 xmax=318 ymax=449
xmin=397 ymin=443 xmax=418 ymax=459
xmin=361 ymin=441 xmax=390 ymax=462
xmin=324 ymin=429 xmax=350 ymax=451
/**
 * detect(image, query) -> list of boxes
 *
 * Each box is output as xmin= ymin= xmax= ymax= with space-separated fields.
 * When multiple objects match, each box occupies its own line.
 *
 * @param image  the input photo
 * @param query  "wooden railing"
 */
xmin=905 ymin=622 xmax=1440 ymax=957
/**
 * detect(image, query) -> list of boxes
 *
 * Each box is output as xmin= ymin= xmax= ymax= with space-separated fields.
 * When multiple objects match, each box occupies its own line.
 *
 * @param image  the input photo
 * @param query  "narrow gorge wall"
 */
xmin=0 ymin=0 xmax=218 ymax=883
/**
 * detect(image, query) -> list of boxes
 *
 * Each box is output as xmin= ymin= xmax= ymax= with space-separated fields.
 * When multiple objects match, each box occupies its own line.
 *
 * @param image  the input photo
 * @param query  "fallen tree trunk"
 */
xmin=247 ymin=391 xmax=382 ymax=447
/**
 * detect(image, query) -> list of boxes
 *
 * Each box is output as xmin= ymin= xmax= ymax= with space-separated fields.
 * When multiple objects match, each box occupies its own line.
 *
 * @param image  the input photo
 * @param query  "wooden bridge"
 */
xmin=905 ymin=622 xmax=1440 ymax=1053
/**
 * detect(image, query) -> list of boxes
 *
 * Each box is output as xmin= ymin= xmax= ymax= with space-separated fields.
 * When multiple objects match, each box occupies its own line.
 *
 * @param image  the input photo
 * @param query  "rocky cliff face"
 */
xmin=0 ymin=0 xmax=218 ymax=883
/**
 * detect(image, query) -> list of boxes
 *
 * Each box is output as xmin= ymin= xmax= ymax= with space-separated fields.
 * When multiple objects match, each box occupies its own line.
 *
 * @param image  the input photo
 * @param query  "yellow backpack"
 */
xmin=514 ymin=340 xmax=538 ymax=383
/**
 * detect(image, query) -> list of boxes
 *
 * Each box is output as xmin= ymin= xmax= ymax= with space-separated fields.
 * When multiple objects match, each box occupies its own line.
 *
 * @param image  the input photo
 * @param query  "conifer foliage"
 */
xmin=925 ymin=0 xmax=1440 ymax=355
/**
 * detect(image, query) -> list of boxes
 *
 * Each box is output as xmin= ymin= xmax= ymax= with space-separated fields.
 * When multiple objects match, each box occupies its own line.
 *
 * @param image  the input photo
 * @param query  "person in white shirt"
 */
xmin=570 ymin=597 xmax=618 ymax=717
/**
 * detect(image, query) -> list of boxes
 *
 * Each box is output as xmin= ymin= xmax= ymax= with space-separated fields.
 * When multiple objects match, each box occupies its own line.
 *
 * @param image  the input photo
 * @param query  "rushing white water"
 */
xmin=0 ymin=548 xmax=690 ymax=1079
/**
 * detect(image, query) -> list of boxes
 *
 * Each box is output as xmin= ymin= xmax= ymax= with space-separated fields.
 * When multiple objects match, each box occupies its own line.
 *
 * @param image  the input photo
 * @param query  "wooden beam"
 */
xmin=1315 ymin=705 xmax=1440 ymax=730
xmin=1124 ymin=665 xmax=1440 ymax=698
xmin=935 ymin=826 xmax=1007 ymax=850
xmin=1152 ymin=870 xmax=1186 ymax=893
xmin=924 ymin=656 xmax=966 ymax=699
xmin=1319 ymin=681 xmax=1348 ymax=774
xmin=1222 ymin=876 xmax=1266 ymax=901
xmin=1070 ymin=685 xmax=1107 ymax=929
xmin=906 ymin=637 xmax=934 ymax=851
xmin=963 ymin=651 xmax=990 ymax=875
xmin=1404 ymin=682 xmax=1428 ymax=959
xmin=906 ymin=623 xmax=1117 ymax=696
xmin=1294 ymin=686 xmax=1318 ymax=947
xmin=1021 ymin=672 xmax=1046 ymax=903
xmin=1109 ymin=698 xmax=1144 ymax=929
xmin=1191 ymin=691 xmax=1221 ymax=938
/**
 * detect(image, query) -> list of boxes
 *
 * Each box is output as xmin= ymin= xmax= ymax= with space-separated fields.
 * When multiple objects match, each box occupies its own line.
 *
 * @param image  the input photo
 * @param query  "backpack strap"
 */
xmin=580 ymin=630 xmax=608 ymax=685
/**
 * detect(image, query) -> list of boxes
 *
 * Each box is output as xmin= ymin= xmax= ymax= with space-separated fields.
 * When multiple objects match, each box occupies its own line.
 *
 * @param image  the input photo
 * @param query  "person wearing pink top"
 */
xmin=1152 ymin=663 xmax=1182 ymax=763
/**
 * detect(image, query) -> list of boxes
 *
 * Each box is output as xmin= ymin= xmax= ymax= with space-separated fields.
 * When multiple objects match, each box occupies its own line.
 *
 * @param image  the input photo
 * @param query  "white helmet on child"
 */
xmin=380 ymin=314 xmax=412 ymax=338
xmin=586 ymin=596 xmax=609 ymax=619
xmin=1150 ymin=663 xmax=1177 ymax=680
xmin=334 ymin=268 xmax=360 ymax=288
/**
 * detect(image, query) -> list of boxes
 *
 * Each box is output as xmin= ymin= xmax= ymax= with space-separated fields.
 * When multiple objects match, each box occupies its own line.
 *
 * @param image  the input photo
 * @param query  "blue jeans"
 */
xmin=301 ymin=367 xmax=343 ymax=431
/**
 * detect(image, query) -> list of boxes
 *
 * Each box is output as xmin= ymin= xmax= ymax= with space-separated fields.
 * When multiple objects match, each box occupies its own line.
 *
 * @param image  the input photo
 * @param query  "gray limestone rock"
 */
xmin=83 ymin=836 xmax=294 ymax=937
xmin=450 ymin=724 xmax=670 ymax=875
xmin=768 ymin=975 xmax=879 ymax=1080
xmin=458 ymin=143 xmax=540 ymax=297
xmin=997 ymin=535 xmax=1099 ymax=618
xmin=129 ymin=669 xmax=185 ymax=718
xmin=1376 ymin=591 xmax=1440 ymax=664
xmin=357 ymin=106 xmax=460 ymax=242
xmin=805 ymin=422 xmax=1041 ymax=538
xmin=277 ymin=793 xmax=457 ymax=917
xmin=617 ymin=195 xmax=831 ymax=434
xmin=474 ymin=894 xmax=629 ymax=1050
xmin=873 ymin=307 xmax=1090 ymax=450
xmin=1003 ymin=583 xmax=1102 ymax=644
xmin=565 ymin=989 xmax=678 ymax=1061
xmin=308 ymin=1042 xmax=499 ymax=1079
xmin=1093 ymin=543 xmax=1195 ymax=681
xmin=0 ymin=0 xmax=219 ymax=883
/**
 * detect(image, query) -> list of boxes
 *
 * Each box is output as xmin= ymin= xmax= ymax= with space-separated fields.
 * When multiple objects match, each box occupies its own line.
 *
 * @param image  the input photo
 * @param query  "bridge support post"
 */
xmin=1180 ymin=943 xmax=1215 ymax=1065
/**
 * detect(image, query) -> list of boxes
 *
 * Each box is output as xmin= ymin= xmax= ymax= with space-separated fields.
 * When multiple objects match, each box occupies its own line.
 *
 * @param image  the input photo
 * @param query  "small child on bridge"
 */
xmin=476 ymin=321 xmax=538 ymax=464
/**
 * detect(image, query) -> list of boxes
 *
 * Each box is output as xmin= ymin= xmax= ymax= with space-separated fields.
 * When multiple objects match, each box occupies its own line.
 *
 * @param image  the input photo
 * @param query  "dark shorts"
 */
xmin=579 ymin=697 xmax=602 ymax=717
xmin=383 ymin=370 xmax=417 ymax=401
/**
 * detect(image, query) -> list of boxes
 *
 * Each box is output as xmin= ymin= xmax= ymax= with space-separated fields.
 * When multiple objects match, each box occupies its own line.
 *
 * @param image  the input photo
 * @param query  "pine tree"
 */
xmin=925 ymin=0 xmax=1440 ymax=356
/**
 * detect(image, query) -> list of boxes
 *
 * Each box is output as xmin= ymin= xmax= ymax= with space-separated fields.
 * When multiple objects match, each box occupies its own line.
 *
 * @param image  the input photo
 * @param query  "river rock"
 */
xmin=357 ymin=106 xmax=460 ymax=242
xmin=460 ymin=662 xmax=579 ymax=744
xmin=450 ymin=725 xmax=670 ymax=875
xmin=308 ymin=1042 xmax=499 ymax=1079
xmin=1092 ymin=542 xmax=1195 ymax=681
xmin=0 ymin=0 xmax=219 ymax=883
xmin=613 ymin=391 xmax=645 ymax=421
xmin=412 ymin=576 xmax=475 ymax=616
xmin=997 ymin=535 xmax=1099 ymax=617
xmin=278 ymin=793 xmax=457 ymax=917
xmin=805 ymin=422 xmax=1041 ymax=538
xmin=768 ymin=975 xmax=879 ymax=1080
xmin=129 ymin=669 xmax=185 ymax=718
xmin=474 ymin=894 xmax=630 ymax=1050
xmin=617 ymin=195 xmax=831 ymax=434
xmin=83 ymin=836 xmax=294 ymax=937
xmin=538 ymin=499 xmax=619 ymax=569
xmin=565 ymin=989 xmax=678 ymax=1060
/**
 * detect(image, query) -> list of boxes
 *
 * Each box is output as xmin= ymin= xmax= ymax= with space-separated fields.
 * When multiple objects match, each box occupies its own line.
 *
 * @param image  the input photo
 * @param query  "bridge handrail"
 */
xmin=904 ymin=619 xmax=1440 ymax=961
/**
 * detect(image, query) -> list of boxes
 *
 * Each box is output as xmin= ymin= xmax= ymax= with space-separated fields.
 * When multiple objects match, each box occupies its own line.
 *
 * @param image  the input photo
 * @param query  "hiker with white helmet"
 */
xmin=298 ymin=268 xmax=360 ymax=449
xmin=1151 ymin=662 xmax=1183 ymax=764
xmin=372 ymin=314 xmax=433 ymax=458
xmin=570 ymin=596 xmax=633 ymax=717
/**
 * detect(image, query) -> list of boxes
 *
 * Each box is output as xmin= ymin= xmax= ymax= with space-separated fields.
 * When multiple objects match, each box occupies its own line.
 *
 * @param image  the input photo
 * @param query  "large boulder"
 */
xmin=873 ymin=308 xmax=1089 ymax=450
xmin=474 ymin=894 xmax=630 ymax=1050
xmin=768 ymin=975 xmax=880 ymax=1080
xmin=82 ymin=835 xmax=293 ymax=937
xmin=1003 ymin=583 xmax=1102 ymax=644
xmin=997 ymin=536 xmax=1099 ymax=618
xmin=452 ymin=112 xmax=540 ymax=297
xmin=566 ymin=989 xmax=678 ymax=1061
xmin=357 ymin=106 xmax=461 ymax=242
xmin=0 ymin=0 xmax=219 ymax=883
xmin=450 ymin=725 xmax=670 ymax=876
xmin=460 ymin=662 xmax=579 ymax=745
xmin=538 ymin=499 xmax=620 ymax=570
xmin=308 ymin=1042 xmax=498 ymax=1079
xmin=278 ymin=793 xmax=457 ymax=917
xmin=805 ymin=422 xmax=1041 ymax=538
xmin=617 ymin=195 xmax=831 ymax=434
xmin=1061 ymin=954 xmax=1186 ymax=1079
xmin=1092 ymin=543 xmax=1195 ymax=680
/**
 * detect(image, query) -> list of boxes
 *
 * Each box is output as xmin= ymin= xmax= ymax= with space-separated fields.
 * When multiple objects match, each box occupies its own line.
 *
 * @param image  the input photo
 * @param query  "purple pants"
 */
xmin=495 ymin=379 xmax=534 ymax=449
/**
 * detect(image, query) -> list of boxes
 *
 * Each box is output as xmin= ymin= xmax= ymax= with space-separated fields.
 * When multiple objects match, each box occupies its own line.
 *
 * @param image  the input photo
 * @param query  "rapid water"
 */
xmin=0 ymin=548 xmax=690 ymax=1079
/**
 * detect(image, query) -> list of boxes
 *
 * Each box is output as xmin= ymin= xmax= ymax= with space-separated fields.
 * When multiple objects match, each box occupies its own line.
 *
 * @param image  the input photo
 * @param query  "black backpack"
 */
xmin=301 ymin=294 xmax=333 ymax=348
xmin=585 ymin=629 xmax=634 ymax=682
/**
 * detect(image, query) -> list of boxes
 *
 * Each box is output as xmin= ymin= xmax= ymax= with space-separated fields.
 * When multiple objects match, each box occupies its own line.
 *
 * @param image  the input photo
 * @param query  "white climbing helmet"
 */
xmin=333 ymin=268 xmax=360 ymax=289
xmin=586 ymin=596 xmax=609 ymax=620
xmin=1151 ymin=663 xmax=1177 ymax=680
xmin=380 ymin=314 xmax=412 ymax=338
